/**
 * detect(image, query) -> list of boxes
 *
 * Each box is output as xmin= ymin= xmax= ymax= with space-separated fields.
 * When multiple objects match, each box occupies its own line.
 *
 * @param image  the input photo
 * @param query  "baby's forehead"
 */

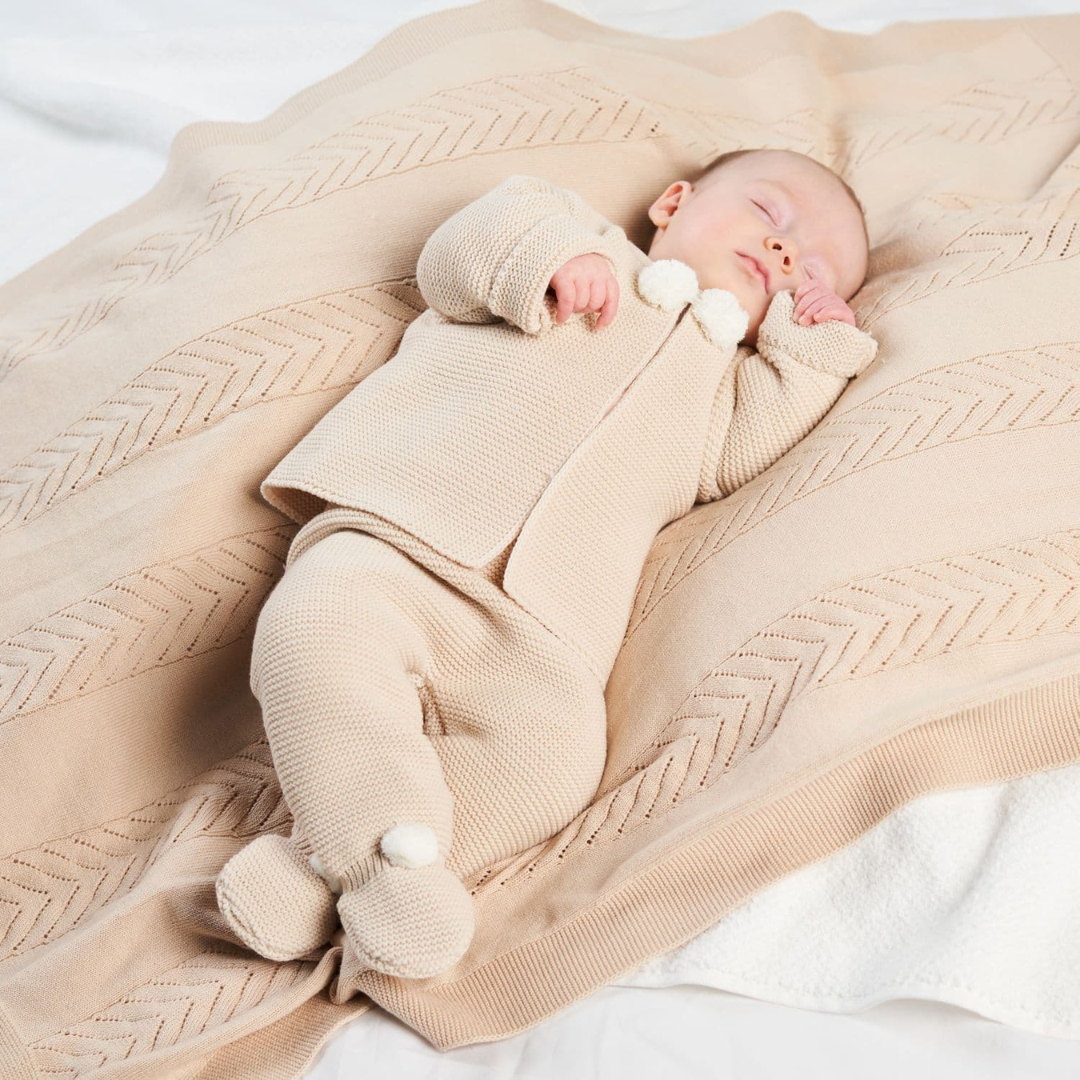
xmin=737 ymin=159 xmax=833 ymax=198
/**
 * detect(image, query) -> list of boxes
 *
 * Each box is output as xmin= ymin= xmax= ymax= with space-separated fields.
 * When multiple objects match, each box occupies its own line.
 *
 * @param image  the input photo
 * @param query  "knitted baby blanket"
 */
xmin=2 ymin=1 xmax=1079 ymax=1076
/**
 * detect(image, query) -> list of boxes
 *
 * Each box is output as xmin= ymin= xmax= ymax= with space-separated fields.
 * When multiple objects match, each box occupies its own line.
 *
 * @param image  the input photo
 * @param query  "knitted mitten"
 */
xmin=328 ymin=822 xmax=476 ymax=979
xmin=215 ymin=831 xmax=338 ymax=961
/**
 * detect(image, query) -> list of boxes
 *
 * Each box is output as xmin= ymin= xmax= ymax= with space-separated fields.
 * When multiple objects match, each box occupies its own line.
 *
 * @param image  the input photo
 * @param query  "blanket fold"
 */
xmin=2 ymin=0 xmax=1080 ymax=1075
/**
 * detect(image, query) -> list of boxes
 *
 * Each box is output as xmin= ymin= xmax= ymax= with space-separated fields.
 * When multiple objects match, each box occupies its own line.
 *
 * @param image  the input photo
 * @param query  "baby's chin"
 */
xmin=709 ymin=270 xmax=765 ymax=326
xmin=726 ymin=288 xmax=765 ymax=348
xmin=737 ymin=306 xmax=765 ymax=350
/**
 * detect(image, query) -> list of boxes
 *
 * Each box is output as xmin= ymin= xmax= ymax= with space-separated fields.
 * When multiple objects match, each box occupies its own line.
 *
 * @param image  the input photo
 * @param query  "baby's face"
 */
xmin=646 ymin=150 xmax=868 ymax=348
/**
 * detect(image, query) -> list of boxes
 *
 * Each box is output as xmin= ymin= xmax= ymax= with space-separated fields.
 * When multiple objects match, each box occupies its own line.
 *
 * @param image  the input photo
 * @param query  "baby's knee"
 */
xmin=557 ymin=709 xmax=608 ymax=817
xmin=249 ymin=530 xmax=426 ymax=697
xmin=517 ymin=684 xmax=609 ymax=837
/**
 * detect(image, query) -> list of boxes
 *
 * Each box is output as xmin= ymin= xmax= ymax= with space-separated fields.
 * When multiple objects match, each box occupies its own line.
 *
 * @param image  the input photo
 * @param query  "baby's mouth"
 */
xmin=736 ymin=252 xmax=769 ymax=291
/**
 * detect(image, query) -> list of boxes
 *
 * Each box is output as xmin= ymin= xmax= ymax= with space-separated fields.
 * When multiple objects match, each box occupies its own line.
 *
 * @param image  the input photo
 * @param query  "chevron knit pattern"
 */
xmin=1 ymin=3 xmax=1080 ymax=1076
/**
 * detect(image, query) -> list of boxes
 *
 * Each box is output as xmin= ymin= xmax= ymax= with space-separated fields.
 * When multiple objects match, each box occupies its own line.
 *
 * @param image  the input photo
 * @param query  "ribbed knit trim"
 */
xmin=340 ymin=848 xmax=393 ymax=895
xmin=0 ymin=998 xmax=36 ymax=1080
xmin=348 ymin=656 xmax=1080 ymax=1048
xmin=189 ymin=983 xmax=372 ymax=1080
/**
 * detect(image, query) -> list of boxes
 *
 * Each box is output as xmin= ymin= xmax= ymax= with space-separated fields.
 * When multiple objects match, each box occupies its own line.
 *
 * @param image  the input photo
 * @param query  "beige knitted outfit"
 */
xmin=215 ymin=173 xmax=879 ymax=980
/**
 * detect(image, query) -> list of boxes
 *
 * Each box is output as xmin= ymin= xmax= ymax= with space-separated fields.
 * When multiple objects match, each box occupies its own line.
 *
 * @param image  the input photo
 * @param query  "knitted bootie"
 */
xmin=216 ymin=831 xmax=339 ymax=961
xmin=335 ymin=823 xmax=475 ymax=979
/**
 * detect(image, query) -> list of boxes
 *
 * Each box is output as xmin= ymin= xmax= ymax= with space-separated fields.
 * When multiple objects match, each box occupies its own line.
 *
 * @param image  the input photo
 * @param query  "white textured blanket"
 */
xmin=619 ymin=759 xmax=1080 ymax=1039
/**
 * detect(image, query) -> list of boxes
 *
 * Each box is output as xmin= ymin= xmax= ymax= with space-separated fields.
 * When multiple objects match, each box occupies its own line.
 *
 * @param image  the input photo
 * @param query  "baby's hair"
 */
xmin=693 ymin=147 xmax=870 ymax=261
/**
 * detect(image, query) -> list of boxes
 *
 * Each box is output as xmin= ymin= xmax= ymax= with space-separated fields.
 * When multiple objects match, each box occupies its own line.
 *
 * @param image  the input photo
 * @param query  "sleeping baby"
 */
xmin=215 ymin=148 xmax=879 ymax=982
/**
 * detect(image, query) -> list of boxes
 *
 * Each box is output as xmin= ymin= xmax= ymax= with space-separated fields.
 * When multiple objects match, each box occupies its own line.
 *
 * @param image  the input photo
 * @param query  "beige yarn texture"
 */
xmin=215 ymin=169 xmax=877 ymax=980
xmin=259 ymin=172 xmax=878 ymax=683
xmin=1 ymin=1 xmax=1079 ymax=1076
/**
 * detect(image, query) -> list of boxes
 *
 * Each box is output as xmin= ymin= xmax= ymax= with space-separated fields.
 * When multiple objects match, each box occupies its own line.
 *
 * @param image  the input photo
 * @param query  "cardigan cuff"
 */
xmin=489 ymin=214 xmax=619 ymax=335
xmin=757 ymin=289 xmax=878 ymax=378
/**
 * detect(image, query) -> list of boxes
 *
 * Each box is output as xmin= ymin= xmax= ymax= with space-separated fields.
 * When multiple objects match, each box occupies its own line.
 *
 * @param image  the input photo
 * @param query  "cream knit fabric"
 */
xmin=216 ymin=172 xmax=877 ymax=979
xmin=2 ymin=2 xmax=1079 ymax=1074
xmin=218 ymin=516 xmax=609 ymax=977
xmin=259 ymin=173 xmax=877 ymax=683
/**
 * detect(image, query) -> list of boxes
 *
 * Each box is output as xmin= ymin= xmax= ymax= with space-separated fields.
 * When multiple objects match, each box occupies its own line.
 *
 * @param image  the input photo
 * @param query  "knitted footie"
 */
xmin=215 ymin=832 xmax=338 ymax=961
xmin=336 ymin=859 xmax=476 ymax=980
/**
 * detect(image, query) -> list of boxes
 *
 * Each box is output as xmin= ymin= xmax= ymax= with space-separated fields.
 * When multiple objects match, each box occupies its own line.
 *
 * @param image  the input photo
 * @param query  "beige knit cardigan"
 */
xmin=262 ymin=171 xmax=878 ymax=682
xmin=1 ymin=2 xmax=1079 ymax=1077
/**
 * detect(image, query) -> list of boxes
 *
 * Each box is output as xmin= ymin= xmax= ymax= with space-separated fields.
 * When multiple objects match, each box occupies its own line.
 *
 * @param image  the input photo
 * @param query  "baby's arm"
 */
xmin=415 ymin=174 xmax=618 ymax=335
xmin=698 ymin=289 xmax=878 ymax=502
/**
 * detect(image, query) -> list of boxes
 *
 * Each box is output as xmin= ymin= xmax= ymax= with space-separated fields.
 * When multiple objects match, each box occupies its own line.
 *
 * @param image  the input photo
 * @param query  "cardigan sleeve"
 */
xmin=696 ymin=288 xmax=879 ymax=503
xmin=414 ymin=173 xmax=621 ymax=336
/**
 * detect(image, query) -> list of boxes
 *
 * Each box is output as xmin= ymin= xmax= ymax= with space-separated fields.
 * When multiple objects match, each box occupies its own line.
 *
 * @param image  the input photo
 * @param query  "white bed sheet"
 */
xmin=2 ymin=1 xmax=1078 ymax=1077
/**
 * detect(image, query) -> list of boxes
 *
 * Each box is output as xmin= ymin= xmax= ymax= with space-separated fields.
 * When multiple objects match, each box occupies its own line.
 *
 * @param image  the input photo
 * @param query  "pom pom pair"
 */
xmin=636 ymin=258 xmax=749 ymax=348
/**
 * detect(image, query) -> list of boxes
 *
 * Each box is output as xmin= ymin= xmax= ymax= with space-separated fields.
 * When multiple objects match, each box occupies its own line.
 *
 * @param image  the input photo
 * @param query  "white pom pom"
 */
xmin=636 ymin=259 xmax=699 ymax=311
xmin=309 ymin=853 xmax=344 ymax=895
xmin=691 ymin=288 xmax=750 ymax=349
xmin=380 ymin=823 xmax=440 ymax=869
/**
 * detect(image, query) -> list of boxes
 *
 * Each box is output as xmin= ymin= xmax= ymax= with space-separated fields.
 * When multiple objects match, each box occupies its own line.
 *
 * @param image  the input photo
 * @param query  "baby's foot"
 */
xmin=216 ymin=831 xmax=338 ymax=961
xmin=336 ymin=860 xmax=475 ymax=979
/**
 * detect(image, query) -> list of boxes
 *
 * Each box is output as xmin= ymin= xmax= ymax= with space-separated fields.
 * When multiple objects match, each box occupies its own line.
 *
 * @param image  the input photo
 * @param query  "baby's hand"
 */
xmin=792 ymin=280 xmax=856 ymax=327
xmin=547 ymin=253 xmax=619 ymax=328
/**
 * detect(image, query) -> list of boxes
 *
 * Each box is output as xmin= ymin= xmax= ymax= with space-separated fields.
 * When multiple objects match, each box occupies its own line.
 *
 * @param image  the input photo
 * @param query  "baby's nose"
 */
xmin=768 ymin=237 xmax=797 ymax=265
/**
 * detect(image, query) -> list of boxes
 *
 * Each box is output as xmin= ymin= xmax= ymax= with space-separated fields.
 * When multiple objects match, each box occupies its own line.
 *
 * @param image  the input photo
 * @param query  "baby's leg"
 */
xmin=220 ymin=528 xmax=472 ymax=978
xmin=218 ymin=520 xmax=610 ymax=980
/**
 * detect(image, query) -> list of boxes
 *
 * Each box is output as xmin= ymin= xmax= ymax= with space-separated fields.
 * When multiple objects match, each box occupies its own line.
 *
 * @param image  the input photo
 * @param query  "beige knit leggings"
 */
xmin=249 ymin=507 xmax=609 ymax=895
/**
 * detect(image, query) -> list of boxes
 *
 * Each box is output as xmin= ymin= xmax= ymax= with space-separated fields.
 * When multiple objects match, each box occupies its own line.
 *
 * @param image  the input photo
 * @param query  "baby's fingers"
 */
xmin=595 ymin=277 xmax=619 ymax=328
xmin=797 ymin=295 xmax=832 ymax=325
xmin=586 ymin=278 xmax=606 ymax=315
xmin=794 ymin=279 xmax=823 ymax=299
xmin=793 ymin=283 xmax=828 ymax=318
xmin=814 ymin=304 xmax=856 ymax=326
xmin=555 ymin=281 xmax=578 ymax=325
